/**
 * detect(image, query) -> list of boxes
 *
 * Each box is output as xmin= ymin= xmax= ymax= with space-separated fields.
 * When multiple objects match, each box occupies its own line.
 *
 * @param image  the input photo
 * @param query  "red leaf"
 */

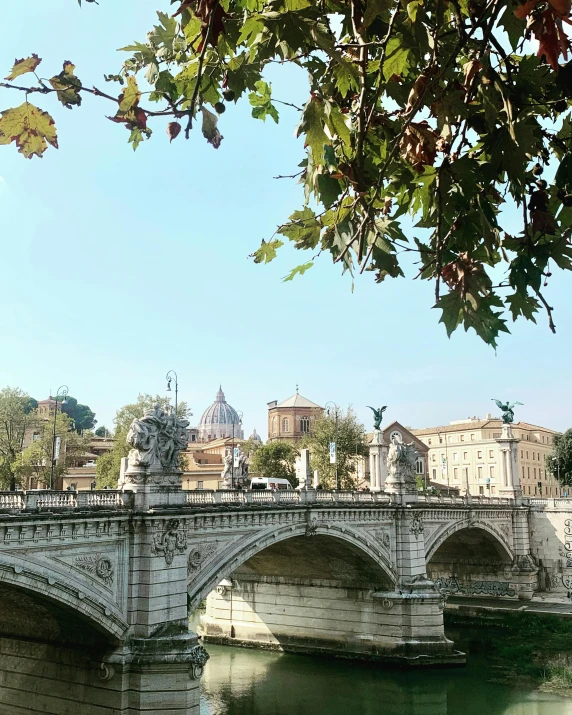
xmin=167 ymin=121 xmax=182 ymax=142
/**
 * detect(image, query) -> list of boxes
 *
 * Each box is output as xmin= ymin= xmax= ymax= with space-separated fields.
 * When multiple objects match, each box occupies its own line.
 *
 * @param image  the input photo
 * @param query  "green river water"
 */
xmin=198 ymin=642 xmax=572 ymax=715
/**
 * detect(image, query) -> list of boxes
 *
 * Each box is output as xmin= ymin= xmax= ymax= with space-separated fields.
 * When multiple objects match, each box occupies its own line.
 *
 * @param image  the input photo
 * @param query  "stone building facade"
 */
xmin=412 ymin=417 xmax=562 ymax=497
xmin=267 ymin=391 xmax=323 ymax=442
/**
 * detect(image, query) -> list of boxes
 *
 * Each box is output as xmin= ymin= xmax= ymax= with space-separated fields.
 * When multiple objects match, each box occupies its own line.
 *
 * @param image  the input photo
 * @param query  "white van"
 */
xmin=249 ymin=477 xmax=292 ymax=491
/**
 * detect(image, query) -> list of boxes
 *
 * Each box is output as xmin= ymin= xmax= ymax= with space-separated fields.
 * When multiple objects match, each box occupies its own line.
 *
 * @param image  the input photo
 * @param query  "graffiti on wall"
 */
xmin=435 ymin=577 xmax=516 ymax=597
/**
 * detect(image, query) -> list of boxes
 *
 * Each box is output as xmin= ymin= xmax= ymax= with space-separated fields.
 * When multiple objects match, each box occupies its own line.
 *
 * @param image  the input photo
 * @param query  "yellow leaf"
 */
xmin=118 ymin=76 xmax=141 ymax=112
xmin=0 ymin=103 xmax=58 ymax=159
xmin=5 ymin=54 xmax=42 ymax=81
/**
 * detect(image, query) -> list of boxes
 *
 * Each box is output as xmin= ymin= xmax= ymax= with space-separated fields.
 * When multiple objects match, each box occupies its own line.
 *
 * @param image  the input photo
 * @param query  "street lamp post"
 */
xmin=50 ymin=385 xmax=69 ymax=490
xmin=165 ymin=370 xmax=179 ymax=414
xmin=325 ymin=401 xmax=339 ymax=490
xmin=231 ymin=410 xmax=243 ymax=489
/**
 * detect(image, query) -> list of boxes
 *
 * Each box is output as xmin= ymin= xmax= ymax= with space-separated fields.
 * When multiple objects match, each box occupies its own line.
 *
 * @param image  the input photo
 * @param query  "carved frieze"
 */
xmin=410 ymin=515 xmax=424 ymax=538
xmin=74 ymin=554 xmax=114 ymax=585
xmin=188 ymin=542 xmax=219 ymax=574
xmin=152 ymin=519 xmax=187 ymax=565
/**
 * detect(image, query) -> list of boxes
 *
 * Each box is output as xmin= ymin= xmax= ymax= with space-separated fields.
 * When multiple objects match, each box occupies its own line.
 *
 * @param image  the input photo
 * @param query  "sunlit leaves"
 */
xmin=5 ymin=55 xmax=41 ymax=81
xmin=0 ymin=102 xmax=57 ymax=159
xmin=297 ymin=98 xmax=328 ymax=163
xmin=248 ymin=80 xmax=279 ymax=123
xmin=283 ymin=261 xmax=314 ymax=281
xmin=251 ymin=239 xmax=284 ymax=263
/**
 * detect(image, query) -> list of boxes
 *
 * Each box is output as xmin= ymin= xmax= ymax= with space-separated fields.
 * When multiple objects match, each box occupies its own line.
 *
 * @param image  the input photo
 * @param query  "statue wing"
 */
xmin=514 ymin=401 xmax=524 ymax=406
xmin=491 ymin=399 xmax=504 ymax=410
xmin=367 ymin=406 xmax=377 ymax=415
xmin=381 ymin=406 xmax=388 ymax=413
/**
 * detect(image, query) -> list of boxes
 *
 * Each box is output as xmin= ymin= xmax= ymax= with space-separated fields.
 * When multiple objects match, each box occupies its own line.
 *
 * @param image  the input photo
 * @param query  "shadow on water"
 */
xmin=199 ymin=640 xmax=572 ymax=715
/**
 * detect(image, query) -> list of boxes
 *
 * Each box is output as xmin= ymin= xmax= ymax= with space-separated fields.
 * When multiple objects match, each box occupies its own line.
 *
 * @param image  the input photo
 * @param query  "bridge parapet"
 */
xmin=0 ymin=489 xmax=129 ymax=513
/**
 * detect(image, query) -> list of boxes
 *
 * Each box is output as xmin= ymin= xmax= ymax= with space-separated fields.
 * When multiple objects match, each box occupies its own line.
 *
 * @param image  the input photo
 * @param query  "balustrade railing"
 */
xmin=0 ymin=492 xmax=25 ymax=510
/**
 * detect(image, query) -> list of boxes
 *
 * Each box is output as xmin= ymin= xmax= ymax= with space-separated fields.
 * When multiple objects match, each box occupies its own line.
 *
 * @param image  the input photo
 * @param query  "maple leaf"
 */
xmin=399 ymin=122 xmax=440 ymax=172
xmin=0 ymin=102 xmax=57 ymax=159
xmin=5 ymin=54 xmax=42 ymax=81
xmin=515 ymin=0 xmax=572 ymax=70
xmin=201 ymin=106 xmax=223 ymax=148
xmin=49 ymin=61 xmax=82 ymax=109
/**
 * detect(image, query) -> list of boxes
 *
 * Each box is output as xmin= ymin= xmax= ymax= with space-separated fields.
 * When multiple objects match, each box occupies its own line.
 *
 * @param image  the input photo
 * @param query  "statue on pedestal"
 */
xmin=221 ymin=449 xmax=248 ymax=488
xmin=126 ymin=404 xmax=189 ymax=475
xmin=367 ymin=405 xmax=387 ymax=431
xmin=491 ymin=399 xmax=523 ymax=424
xmin=384 ymin=436 xmax=417 ymax=493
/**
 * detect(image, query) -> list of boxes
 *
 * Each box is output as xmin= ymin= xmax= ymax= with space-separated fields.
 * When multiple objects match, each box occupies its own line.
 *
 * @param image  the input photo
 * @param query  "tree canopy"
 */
xmin=0 ymin=387 xmax=41 ymax=490
xmin=96 ymin=393 xmax=190 ymax=488
xmin=1 ymin=0 xmax=572 ymax=346
xmin=55 ymin=395 xmax=97 ymax=433
xmin=248 ymin=440 xmax=298 ymax=485
xmin=548 ymin=428 xmax=572 ymax=486
xmin=302 ymin=406 xmax=367 ymax=489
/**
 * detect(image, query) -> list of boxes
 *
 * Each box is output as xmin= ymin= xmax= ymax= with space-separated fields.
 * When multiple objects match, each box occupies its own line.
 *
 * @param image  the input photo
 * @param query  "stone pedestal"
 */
xmin=120 ymin=463 xmax=186 ymax=510
xmin=296 ymin=449 xmax=313 ymax=490
xmin=369 ymin=430 xmax=388 ymax=492
xmin=496 ymin=424 xmax=521 ymax=499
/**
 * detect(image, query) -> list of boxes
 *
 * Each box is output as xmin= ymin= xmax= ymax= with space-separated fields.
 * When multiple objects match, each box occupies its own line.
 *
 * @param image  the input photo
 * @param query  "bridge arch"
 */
xmin=425 ymin=519 xmax=514 ymax=564
xmin=0 ymin=555 xmax=128 ymax=643
xmin=188 ymin=521 xmax=396 ymax=610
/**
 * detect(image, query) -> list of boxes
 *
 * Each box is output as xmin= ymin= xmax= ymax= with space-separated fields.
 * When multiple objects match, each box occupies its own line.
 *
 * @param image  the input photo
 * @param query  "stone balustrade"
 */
xmin=0 ymin=488 xmax=548 ymax=516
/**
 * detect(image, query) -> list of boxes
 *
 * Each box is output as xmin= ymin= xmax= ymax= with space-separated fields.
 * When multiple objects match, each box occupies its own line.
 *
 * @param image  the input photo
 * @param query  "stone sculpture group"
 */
xmin=125 ymin=404 xmax=189 ymax=474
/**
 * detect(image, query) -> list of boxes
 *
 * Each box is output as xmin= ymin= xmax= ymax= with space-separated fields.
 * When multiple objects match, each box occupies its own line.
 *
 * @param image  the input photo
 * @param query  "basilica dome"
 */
xmin=198 ymin=386 xmax=244 ymax=442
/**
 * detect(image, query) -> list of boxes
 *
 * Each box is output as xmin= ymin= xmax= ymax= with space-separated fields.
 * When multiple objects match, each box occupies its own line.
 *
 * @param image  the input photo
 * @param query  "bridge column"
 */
xmin=496 ymin=424 xmax=522 ymax=499
xmin=510 ymin=507 xmax=538 ymax=600
xmin=379 ymin=440 xmax=455 ymax=660
xmin=111 ymin=411 xmax=205 ymax=714
xmin=369 ymin=430 xmax=388 ymax=492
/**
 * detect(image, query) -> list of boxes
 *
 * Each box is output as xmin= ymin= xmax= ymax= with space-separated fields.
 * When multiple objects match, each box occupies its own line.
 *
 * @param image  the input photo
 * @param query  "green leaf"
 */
xmin=251 ymin=239 xmax=284 ymax=264
xmin=333 ymin=61 xmax=360 ymax=98
xmin=506 ymin=291 xmax=539 ymax=322
xmin=119 ymin=76 xmax=141 ymax=112
xmin=499 ymin=1 xmax=526 ymax=51
xmin=363 ymin=0 xmax=389 ymax=28
xmin=278 ymin=207 xmax=322 ymax=249
xmin=297 ymin=98 xmax=328 ymax=162
xmin=283 ymin=261 xmax=314 ymax=281
xmin=249 ymin=80 xmax=279 ymax=122
xmin=436 ymin=291 xmax=464 ymax=337
xmin=49 ymin=61 xmax=82 ymax=109
xmin=317 ymin=175 xmax=343 ymax=208
xmin=5 ymin=55 xmax=41 ymax=81
xmin=279 ymin=0 xmax=312 ymax=9
xmin=555 ymin=154 xmax=572 ymax=189
xmin=407 ymin=0 xmax=422 ymax=22
xmin=383 ymin=37 xmax=411 ymax=80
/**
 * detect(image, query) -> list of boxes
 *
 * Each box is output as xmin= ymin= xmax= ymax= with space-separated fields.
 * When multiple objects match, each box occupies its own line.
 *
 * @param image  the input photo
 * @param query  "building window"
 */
xmin=432 ymin=468 xmax=437 ymax=480
xmin=432 ymin=454 xmax=436 ymax=462
xmin=528 ymin=467 xmax=530 ymax=478
xmin=489 ymin=449 xmax=494 ymax=458
xmin=448 ymin=436 xmax=453 ymax=443
xmin=272 ymin=416 xmax=277 ymax=434
xmin=428 ymin=438 xmax=432 ymax=445
xmin=439 ymin=436 xmax=443 ymax=444
xmin=489 ymin=466 xmax=494 ymax=480
xmin=477 ymin=450 xmax=482 ymax=459
xmin=191 ymin=434 xmax=196 ymax=442
xmin=534 ymin=468 xmax=537 ymax=479
xmin=300 ymin=416 xmax=310 ymax=434
xmin=464 ymin=467 xmax=469 ymax=483
xmin=521 ymin=450 xmax=523 ymax=459
xmin=491 ymin=486 xmax=496 ymax=494
xmin=416 ymin=458 xmax=424 ymax=475
xmin=282 ymin=418 xmax=289 ymax=432
xmin=453 ymin=468 xmax=459 ymax=480
xmin=479 ymin=486 xmax=484 ymax=495
xmin=453 ymin=452 xmax=458 ymax=461
xmin=463 ymin=451 xmax=468 ymax=461
xmin=478 ymin=466 xmax=483 ymax=480
xmin=471 ymin=434 xmax=475 ymax=441
xmin=32 ymin=432 xmax=41 ymax=442
xmin=197 ymin=481 xmax=204 ymax=490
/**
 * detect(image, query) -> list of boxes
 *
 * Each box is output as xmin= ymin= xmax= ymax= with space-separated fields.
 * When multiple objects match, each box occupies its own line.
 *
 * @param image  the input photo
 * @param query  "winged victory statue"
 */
xmin=367 ymin=405 xmax=388 ymax=431
xmin=491 ymin=399 xmax=523 ymax=424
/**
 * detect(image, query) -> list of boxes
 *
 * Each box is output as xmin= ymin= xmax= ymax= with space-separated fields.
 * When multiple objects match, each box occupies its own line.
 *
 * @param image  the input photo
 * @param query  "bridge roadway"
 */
xmin=0 ymin=487 xmax=568 ymax=714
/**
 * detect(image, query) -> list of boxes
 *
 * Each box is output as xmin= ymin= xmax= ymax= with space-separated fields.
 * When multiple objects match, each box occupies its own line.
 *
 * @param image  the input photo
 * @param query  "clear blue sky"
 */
xmin=0 ymin=1 xmax=570 ymax=437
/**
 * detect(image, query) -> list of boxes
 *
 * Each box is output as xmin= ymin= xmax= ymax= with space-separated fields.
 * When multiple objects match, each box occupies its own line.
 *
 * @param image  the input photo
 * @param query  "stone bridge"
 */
xmin=0 ymin=484 xmax=571 ymax=715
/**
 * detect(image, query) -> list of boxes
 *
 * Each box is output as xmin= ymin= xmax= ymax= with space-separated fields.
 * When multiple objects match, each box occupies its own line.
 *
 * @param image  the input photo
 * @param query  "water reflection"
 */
xmin=199 ymin=645 xmax=572 ymax=715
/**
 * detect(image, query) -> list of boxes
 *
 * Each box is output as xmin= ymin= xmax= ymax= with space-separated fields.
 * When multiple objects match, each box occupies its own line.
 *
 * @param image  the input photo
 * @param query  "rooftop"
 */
xmin=274 ymin=393 xmax=322 ymax=409
xmin=411 ymin=419 xmax=559 ymax=436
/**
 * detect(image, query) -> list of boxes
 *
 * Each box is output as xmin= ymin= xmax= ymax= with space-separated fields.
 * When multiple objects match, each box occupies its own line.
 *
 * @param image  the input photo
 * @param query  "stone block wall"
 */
xmin=200 ymin=574 xmax=455 ymax=663
xmin=530 ymin=504 xmax=572 ymax=596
